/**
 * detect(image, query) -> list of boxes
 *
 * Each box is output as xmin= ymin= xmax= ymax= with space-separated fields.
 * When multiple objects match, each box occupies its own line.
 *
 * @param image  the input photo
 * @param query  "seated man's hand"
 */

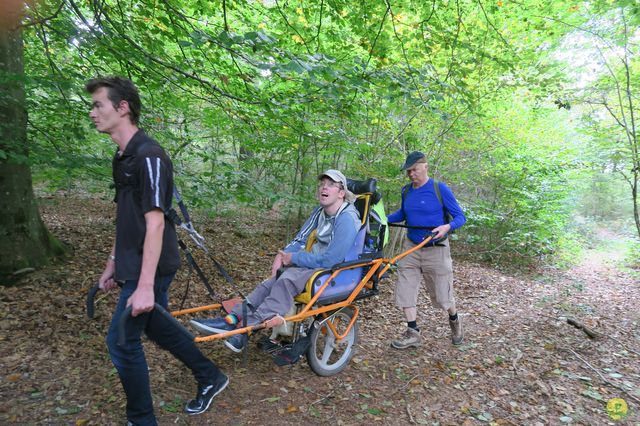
xmin=271 ymin=253 xmax=284 ymax=277
xmin=278 ymin=250 xmax=293 ymax=266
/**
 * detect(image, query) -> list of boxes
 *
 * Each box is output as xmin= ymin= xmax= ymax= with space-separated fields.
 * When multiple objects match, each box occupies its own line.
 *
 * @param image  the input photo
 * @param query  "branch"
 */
xmin=386 ymin=0 xmax=432 ymax=109
xmin=158 ymin=0 xmax=255 ymax=96
xmin=159 ymin=0 xmax=258 ymax=65
xmin=595 ymin=43 xmax=634 ymax=150
xmin=19 ymin=1 xmax=64 ymax=28
xmin=563 ymin=347 xmax=640 ymax=405
xmin=222 ymin=0 xmax=229 ymax=32
xmin=72 ymin=0 xmax=254 ymax=105
xmin=341 ymin=3 xmax=390 ymax=109
xmin=378 ymin=109 xmax=420 ymax=153
xmin=392 ymin=374 xmax=421 ymax=395
xmin=406 ymin=403 xmax=415 ymax=424
xmin=27 ymin=118 xmax=63 ymax=155
xmin=102 ymin=13 xmax=248 ymax=103
xmin=315 ymin=0 xmax=324 ymax=52
xmin=274 ymin=0 xmax=312 ymax=55
xmin=443 ymin=0 xmax=463 ymax=84
xmin=40 ymin=20 xmax=109 ymax=76
xmin=599 ymin=99 xmax=634 ymax=140
xmin=534 ymin=14 xmax=618 ymax=53
xmin=620 ymin=9 xmax=638 ymax=172
xmin=566 ymin=318 xmax=598 ymax=339
xmin=475 ymin=0 xmax=518 ymax=60
xmin=363 ymin=3 xmax=390 ymax=73
xmin=33 ymin=23 xmax=71 ymax=104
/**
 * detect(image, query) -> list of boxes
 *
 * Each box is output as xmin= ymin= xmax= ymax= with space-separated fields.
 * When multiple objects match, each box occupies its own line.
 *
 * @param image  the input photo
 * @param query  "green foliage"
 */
xmin=624 ymin=239 xmax=640 ymax=271
xmin=15 ymin=0 xmax=638 ymax=268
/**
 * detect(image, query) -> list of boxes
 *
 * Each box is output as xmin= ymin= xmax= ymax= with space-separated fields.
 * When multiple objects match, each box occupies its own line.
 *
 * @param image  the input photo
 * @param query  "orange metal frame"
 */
xmin=171 ymin=234 xmax=435 ymax=344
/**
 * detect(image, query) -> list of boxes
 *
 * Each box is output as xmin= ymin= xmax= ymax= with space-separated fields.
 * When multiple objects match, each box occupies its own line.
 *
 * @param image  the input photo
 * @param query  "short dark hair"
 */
xmin=85 ymin=76 xmax=141 ymax=125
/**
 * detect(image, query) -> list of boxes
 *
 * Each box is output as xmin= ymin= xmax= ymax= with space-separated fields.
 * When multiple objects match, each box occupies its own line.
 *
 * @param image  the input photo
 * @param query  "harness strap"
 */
xmin=166 ymin=188 xmax=234 ymax=285
xmin=178 ymin=239 xmax=217 ymax=300
xmin=173 ymin=187 xmax=192 ymax=225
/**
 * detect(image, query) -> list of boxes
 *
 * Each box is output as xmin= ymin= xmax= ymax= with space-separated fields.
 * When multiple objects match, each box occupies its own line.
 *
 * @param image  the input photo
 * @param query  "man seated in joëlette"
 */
xmin=191 ymin=169 xmax=361 ymax=353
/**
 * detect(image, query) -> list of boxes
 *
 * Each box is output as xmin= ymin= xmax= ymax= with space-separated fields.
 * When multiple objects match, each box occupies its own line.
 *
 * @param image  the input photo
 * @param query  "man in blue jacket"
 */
xmin=192 ymin=169 xmax=360 ymax=352
xmin=387 ymin=151 xmax=466 ymax=349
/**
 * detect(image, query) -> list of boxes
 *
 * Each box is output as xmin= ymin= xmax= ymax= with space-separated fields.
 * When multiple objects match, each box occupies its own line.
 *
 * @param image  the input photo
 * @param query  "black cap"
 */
xmin=401 ymin=151 xmax=426 ymax=170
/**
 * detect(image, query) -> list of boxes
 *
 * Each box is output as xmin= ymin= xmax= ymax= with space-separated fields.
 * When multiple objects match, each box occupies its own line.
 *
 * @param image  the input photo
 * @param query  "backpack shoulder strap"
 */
xmin=401 ymin=184 xmax=410 ymax=214
xmin=432 ymin=179 xmax=443 ymax=206
xmin=432 ymin=179 xmax=453 ymax=225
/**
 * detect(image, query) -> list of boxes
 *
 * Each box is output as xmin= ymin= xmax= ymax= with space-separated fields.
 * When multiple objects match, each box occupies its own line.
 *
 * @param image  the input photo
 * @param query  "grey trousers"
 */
xmin=231 ymin=267 xmax=316 ymax=325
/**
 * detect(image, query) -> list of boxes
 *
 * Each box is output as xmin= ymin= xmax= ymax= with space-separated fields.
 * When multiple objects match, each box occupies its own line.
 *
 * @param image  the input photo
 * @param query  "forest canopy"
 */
xmin=3 ymin=0 xmax=640 ymax=269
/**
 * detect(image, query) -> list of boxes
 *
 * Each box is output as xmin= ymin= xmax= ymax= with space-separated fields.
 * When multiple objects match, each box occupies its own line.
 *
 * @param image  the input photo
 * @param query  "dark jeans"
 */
xmin=106 ymin=274 xmax=223 ymax=425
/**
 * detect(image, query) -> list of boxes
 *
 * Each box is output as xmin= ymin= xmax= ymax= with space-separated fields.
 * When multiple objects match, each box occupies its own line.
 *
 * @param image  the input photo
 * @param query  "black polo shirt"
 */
xmin=112 ymin=129 xmax=180 ymax=281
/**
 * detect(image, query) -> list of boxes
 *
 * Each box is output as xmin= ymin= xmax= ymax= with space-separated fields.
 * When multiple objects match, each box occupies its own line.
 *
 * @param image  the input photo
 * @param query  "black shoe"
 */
xmin=184 ymin=373 xmax=229 ymax=415
xmin=273 ymin=335 xmax=311 ymax=366
xmin=257 ymin=336 xmax=283 ymax=354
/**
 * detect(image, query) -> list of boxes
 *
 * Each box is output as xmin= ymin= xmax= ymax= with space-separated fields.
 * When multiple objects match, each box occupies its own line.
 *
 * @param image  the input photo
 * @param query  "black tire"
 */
xmin=306 ymin=307 xmax=359 ymax=376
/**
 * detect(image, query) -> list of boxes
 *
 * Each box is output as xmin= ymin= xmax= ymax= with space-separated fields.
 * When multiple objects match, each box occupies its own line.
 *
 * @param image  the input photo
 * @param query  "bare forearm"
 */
xmin=139 ymin=210 xmax=165 ymax=287
xmin=99 ymin=241 xmax=117 ymax=291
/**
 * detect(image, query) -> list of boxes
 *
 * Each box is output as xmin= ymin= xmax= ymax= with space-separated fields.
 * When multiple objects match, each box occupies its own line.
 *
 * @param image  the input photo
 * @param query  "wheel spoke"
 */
xmin=320 ymin=328 xmax=335 ymax=364
xmin=307 ymin=309 xmax=359 ymax=376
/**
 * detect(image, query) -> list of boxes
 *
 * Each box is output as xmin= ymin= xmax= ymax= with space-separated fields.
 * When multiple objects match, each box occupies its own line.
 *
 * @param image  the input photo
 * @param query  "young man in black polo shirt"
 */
xmin=88 ymin=76 xmax=227 ymax=425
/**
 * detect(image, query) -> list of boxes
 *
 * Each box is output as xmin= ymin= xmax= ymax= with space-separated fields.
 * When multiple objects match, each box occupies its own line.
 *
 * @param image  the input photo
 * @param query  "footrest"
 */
xmin=221 ymin=297 xmax=242 ymax=314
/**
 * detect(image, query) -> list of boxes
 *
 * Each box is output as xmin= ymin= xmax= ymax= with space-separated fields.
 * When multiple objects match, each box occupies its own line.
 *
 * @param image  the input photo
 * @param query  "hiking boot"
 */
xmin=184 ymin=373 xmax=229 ymax=415
xmin=449 ymin=316 xmax=464 ymax=345
xmin=225 ymin=334 xmax=246 ymax=353
xmin=190 ymin=318 xmax=235 ymax=335
xmin=390 ymin=327 xmax=421 ymax=349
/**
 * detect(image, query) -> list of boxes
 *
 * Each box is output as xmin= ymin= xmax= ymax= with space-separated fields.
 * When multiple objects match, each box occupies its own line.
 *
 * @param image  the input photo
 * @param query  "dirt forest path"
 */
xmin=1 ymin=196 xmax=638 ymax=425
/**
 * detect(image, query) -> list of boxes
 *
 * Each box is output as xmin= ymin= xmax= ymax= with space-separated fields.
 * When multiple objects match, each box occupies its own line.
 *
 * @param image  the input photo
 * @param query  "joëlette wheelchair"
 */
xmin=168 ymin=178 xmax=436 ymax=376
xmin=88 ymin=178 xmax=436 ymax=377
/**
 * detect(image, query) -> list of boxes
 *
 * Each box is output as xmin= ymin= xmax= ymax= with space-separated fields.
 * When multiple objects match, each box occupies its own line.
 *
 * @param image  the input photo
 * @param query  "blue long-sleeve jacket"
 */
xmin=387 ymin=178 xmax=465 ymax=244
xmin=284 ymin=203 xmax=361 ymax=269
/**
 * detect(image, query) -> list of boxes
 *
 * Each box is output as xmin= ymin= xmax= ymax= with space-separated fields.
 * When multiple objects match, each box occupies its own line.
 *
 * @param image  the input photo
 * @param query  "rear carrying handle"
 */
xmin=86 ymin=284 xmax=100 ymax=319
xmin=117 ymin=304 xmax=195 ymax=346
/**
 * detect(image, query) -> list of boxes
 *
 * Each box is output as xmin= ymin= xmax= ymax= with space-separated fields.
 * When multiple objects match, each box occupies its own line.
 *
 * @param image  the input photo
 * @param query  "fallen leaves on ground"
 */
xmin=1 ymin=195 xmax=638 ymax=425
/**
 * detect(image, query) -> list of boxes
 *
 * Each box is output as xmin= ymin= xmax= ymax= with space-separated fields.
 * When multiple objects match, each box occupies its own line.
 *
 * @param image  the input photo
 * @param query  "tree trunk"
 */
xmin=0 ymin=24 xmax=65 ymax=283
xmin=633 ymin=171 xmax=639 ymax=239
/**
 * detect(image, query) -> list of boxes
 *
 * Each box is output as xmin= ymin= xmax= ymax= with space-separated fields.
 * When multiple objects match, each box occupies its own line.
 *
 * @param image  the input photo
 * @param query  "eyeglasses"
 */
xmin=318 ymin=180 xmax=343 ymax=190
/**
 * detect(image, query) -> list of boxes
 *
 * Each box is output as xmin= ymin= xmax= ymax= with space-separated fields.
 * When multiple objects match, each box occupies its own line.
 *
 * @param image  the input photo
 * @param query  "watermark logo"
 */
xmin=606 ymin=398 xmax=628 ymax=421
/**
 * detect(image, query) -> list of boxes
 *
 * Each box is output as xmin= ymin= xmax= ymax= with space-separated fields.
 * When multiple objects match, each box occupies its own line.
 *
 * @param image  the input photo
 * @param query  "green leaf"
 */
xmin=281 ymin=60 xmax=305 ymax=74
xmin=580 ymin=388 xmax=603 ymax=401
